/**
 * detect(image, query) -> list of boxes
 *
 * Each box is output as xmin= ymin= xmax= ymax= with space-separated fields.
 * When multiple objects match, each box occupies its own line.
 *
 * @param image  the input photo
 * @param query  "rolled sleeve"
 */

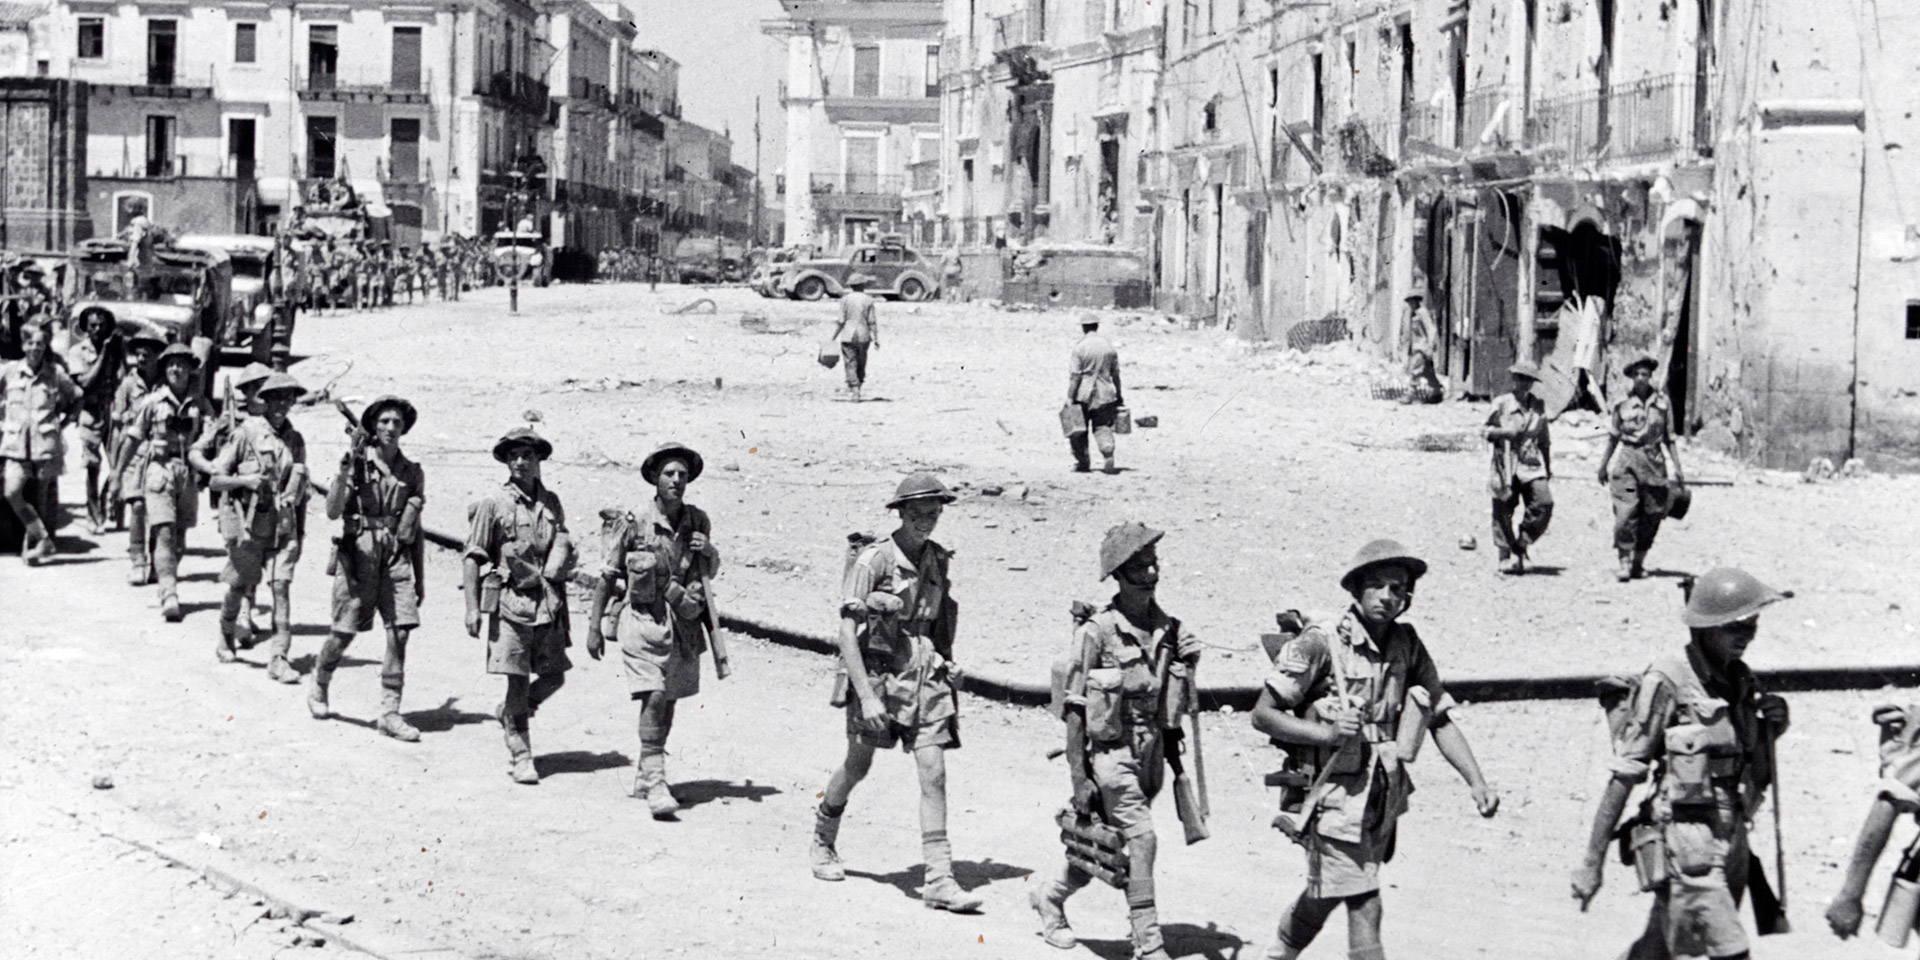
xmin=463 ymin=498 xmax=501 ymax=564
xmin=598 ymin=522 xmax=633 ymax=580
xmin=839 ymin=548 xmax=881 ymax=619
xmin=1265 ymin=631 xmax=1330 ymax=710
xmin=1879 ymin=778 xmax=1920 ymax=814
xmin=1062 ymin=622 xmax=1099 ymax=708
xmin=1608 ymin=674 xmax=1676 ymax=782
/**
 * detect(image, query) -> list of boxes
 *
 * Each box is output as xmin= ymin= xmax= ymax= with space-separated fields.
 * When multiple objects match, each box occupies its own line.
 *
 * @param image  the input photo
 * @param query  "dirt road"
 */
xmin=4 ymin=281 xmax=1914 ymax=959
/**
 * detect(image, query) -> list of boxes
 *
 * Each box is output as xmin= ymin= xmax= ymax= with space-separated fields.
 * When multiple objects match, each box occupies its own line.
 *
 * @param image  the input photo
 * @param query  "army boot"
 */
xmin=1616 ymin=552 xmax=1634 ymax=582
xmin=377 ymin=689 xmax=421 ymax=742
xmin=24 ymin=521 xmax=53 ymax=566
xmin=308 ymin=635 xmax=346 ymax=719
xmin=920 ymin=830 xmax=984 ymax=913
xmin=1631 ymin=549 xmax=1649 ymax=579
xmin=215 ymin=618 xmax=239 ymax=663
xmin=810 ymin=802 xmax=847 ymax=881
xmin=1029 ymin=881 xmax=1078 ymax=949
xmin=635 ymin=750 xmax=678 ymax=819
xmin=506 ymin=715 xmax=539 ymax=784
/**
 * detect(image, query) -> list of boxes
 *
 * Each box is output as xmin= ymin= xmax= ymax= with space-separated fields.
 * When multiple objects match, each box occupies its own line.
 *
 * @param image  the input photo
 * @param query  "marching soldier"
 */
xmin=1033 ymin=521 xmax=1201 ymax=959
xmin=1597 ymin=354 xmax=1686 ymax=581
xmin=1 ymin=321 xmax=82 ymax=565
xmin=1253 ymin=539 xmax=1499 ymax=960
xmin=114 ymin=344 xmax=214 ymax=621
xmin=66 ymin=308 xmax=125 ymax=534
xmin=108 ymin=334 xmax=164 ymax=575
xmin=1067 ymin=313 xmax=1124 ymax=474
xmin=810 ymin=474 xmax=984 ymax=914
xmin=585 ymin=442 xmax=723 ymax=817
xmin=310 ymin=396 xmax=427 ymax=742
xmin=1483 ymin=361 xmax=1553 ymax=575
xmin=463 ymin=427 xmax=574 ymax=784
xmin=189 ymin=362 xmax=273 ymax=643
xmin=1571 ymin=567 xmax=1792 ymax=959
xmin=206 ymin=372 xmax=309 ymax=676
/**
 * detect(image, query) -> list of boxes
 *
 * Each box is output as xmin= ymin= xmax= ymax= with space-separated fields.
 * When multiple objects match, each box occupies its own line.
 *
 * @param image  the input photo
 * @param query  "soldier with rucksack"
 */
xmin=1571 ymin=567 xmax=1793 ymax=958
xmin=1251 ymin=538 xmax=1499 ymax=960
xmin=808 ymin=474 xmax=983 ymax=914
xmin=1033 ymin=521 xmax=1204 ymax=960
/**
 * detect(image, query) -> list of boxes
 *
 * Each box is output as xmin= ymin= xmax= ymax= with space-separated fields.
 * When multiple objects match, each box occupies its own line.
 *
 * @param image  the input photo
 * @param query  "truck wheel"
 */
xmin=897 ymin=278 xmax=928 ymax=302
xmin=794 ymin=276 xmax=826 ymax=301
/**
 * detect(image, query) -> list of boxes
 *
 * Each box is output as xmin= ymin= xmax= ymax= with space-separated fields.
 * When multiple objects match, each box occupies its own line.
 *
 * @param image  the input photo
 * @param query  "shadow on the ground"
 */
xmin=672 ymin=778 xmax=781 ymax=809
xmin=405 ymin=698 xmax=497 ymax=734
xmin=42 ymin=554 xmax=107 ymax=567
xmin=179 ymin=571 xmax=220 ymax=584
xmin=289 ymin=653 xmax=378 ymax=673
xmin=1079 ymin=921 xmax=1247 ymax=960
xmin=1644 ymin=567 xmax=1693 ymax=581
xmin=176 ymin=601 xmax=221 ymax=618
xmin=537 ymin=750 xmax=631 ymax=777
xmin=848 ymin=857 xmax=1032 ymax=901
xmin=184 ymin=547 xmax=225 ymax=558
xmin=1519 ymin=564 xmax=1566 ymax=577
xmin=49 ymin=536 xmax=101 ymax=555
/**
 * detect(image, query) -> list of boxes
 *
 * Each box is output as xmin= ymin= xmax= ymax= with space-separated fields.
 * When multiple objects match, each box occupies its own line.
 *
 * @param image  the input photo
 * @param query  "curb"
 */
xmin=17 ymin=776 xmax=474 ymax=960
xmin=349 ymin=489 xmax=1920 ymax=709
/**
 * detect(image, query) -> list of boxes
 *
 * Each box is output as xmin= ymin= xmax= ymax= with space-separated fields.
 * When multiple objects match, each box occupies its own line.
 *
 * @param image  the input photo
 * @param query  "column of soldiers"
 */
xmin=594 ymin=247 xmax=652 ymax=283
xmin=290 ymin=235 xmax=498 ymax=316
xmin=9 ymin=312 xmax=1916 ymax=960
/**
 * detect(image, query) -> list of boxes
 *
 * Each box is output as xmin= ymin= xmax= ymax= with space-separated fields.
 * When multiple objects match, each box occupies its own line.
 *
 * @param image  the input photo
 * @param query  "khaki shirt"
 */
xmin=837 ymin=291 xmax=877 ymax=345
xmin=1063 ymin=603 xmax=1193 ymax=743
xmin=1608 ymin=646 xmax=1763 ymax=825
xmin=211 ymin=416 xmax=307 ymax=543
xmin=125 ymin=386 xmax=211 ymax=463
xmin=842 ymin=535 xmax=949 ymax=674
xmin=1485 ymin=391 xmax=1551 ymax=493
xmin=600 ymin=499 xmax=718 ymax=615
xmin=1609 ymin=391 xmax=1674 ymax=480
xmin=1068 ymin=333 xmax=1122 ymax=409
xmin=464 ymin=481 xmax=568 ymax=627
xmin=0 ymin=358 xmax=81 ymax=462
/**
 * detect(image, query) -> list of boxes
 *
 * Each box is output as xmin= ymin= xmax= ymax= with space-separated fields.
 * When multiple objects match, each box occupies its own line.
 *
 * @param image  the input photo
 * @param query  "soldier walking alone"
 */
xmin=585 ymin=442 xmax=723 ymax=818
xmin=1571 ymin=567 xmax=1792 ymax=959
xmin=1597 ymin=354 xmax=1686 ymax=581
xmin=464 ymin=427 xmax=574 ymax=784
xmin=310 ymin=396 xmax=427 ymax=741
xmin=831 ymin=274 xmax=879 ymax=403
xmin=1067 ymin=314 xmax=1124 ymax=474
xmin=810 ymin=474 xmax=983 ymax=913
xmin=1483 ymin=361 xmax=1553 ymax=574
xmin=1032 ymin=521 xmax=1201 ymax=959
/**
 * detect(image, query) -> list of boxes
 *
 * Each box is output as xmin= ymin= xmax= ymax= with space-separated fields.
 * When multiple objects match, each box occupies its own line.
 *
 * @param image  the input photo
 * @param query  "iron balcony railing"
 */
xmin=300 ymin=68 xmax=433 ymax=97
xmin=843 ymin=75 xmax=939 ymax=100
xmin=1460 ymin=85 xmax=1510 ymax=147
xmin=1526 ymin=74 xmax=1699 ymax=164
xmin=810 ymin=173 xmax=908 ymax=195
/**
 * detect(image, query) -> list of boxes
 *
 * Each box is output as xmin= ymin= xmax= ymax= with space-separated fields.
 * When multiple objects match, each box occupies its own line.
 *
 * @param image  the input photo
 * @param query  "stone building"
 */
xmin=764 ymin=0 xmax=942 ymax=251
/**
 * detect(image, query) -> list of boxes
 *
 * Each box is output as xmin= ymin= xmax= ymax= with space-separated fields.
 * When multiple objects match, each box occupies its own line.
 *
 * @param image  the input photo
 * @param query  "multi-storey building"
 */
xmin=546 ymin=0 xmax=622 ymax=254
xmin=764 ymin=0 xmax=941 ymax=251
xmin=620 ymin=47 xmax=677 ymax=253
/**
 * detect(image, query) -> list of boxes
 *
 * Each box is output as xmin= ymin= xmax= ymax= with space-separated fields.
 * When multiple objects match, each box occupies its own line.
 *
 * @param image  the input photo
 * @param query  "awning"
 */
xmin=351 ymin=179 xmax=390 ymax=219
xmin=256 ymin=177 xmax=297 ymax=206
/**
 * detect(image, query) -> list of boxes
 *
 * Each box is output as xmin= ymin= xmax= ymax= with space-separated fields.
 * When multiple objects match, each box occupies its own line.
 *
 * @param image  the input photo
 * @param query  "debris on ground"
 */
xmin=666 ymin=298 xmax=717 ymax=315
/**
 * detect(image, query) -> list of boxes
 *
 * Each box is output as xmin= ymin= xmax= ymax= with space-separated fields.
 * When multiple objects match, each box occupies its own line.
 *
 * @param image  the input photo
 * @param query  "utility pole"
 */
xmin=508 ymin=168 xmax=523 ymax=314
xmin=752 ymin=95 xmax=762 ymax=247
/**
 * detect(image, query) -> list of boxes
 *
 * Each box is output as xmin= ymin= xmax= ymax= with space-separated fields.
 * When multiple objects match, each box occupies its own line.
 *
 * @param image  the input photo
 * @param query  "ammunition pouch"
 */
xmin=1055 ymin=808 xmax=1130 ymax=889
xmin=1664 ymin=720 xmax=1742 ymax=808
xmin=624 ymin=550 xmax=662 ymax=605
xmin=478 ymin=570 xmax=503 ymax=615
xmin=1084 ymin=669 xmax=1156 ymax=744
xmin=1629 ymin=822 xmax=1671 ymax=891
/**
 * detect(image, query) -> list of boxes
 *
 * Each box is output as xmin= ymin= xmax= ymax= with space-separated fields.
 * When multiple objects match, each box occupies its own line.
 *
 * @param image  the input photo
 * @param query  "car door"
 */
xmin=869 ymin=246 xmax=907 ymax=290
xmin=838 ymin=247 xmax=878 ymax=285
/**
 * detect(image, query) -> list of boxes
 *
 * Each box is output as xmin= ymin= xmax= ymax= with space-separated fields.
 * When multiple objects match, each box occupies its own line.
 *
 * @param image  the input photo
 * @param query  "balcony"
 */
xmin=907 ymin=159 xmax=940 ymax=192
xmin=1460 ymin=85 xmax=1510 ymax=148
xmin=300 ymin=68 xmax=432 ymax=104
xmin=93 ymin=61 xmax=214 ymax=99
xmin=1401 ymin=101 xmax=1452 ymax=152
xmin=566 ymin=76 xmax=615 ymax=112
xmin=1526 ymin=74 xmax=1700 ymax=166
xmin=477 ymin=71 xmax=551 ymax=117
xmin=811 ymin=172 xmax=907 ymax=195
xmin=824 ymin=75 xmax=939 ymax=124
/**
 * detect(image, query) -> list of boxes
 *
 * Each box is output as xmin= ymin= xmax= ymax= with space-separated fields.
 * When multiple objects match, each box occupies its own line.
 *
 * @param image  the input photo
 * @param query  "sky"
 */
xmin=624 ymin=0 xmax=788 ymax=176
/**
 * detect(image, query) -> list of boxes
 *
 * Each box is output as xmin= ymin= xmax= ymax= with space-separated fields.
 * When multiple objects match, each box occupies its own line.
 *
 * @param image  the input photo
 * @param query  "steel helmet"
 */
xmin=1099 ymin=521 xmax=1165 ymax=580
xmin=1340 ymin=538 xmax=1429 ymax=594
xmin=1682 ymin=567 xmax=1789 ymax=628
xmin=886 ymin=473 xmax=957 ymax=510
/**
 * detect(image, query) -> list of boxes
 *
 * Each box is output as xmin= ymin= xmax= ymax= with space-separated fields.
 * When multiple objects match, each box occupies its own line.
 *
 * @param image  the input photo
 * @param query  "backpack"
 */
xmin=827 ymin=532 xmax=880 ymax=707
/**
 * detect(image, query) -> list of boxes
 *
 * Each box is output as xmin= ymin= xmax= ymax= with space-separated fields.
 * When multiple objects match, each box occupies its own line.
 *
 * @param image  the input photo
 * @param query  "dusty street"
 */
xmin=5 ymin=281 xmax=1918 ymax=959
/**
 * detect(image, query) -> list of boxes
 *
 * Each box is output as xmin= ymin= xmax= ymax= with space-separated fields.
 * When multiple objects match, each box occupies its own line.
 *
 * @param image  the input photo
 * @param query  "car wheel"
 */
xmin=898 ymin=277 xmax=928 ymax=302
xmin=794 ymin=276 xmax=826 ymax=301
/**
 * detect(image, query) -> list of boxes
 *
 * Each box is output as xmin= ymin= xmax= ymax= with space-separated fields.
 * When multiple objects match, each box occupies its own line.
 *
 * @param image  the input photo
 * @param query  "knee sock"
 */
xmin=1127 ymin=875 xmax=1163 ymax=954
xmin=922 ymin=829 xmax=953 ymax=883
xmin=814 ymin=801 xmax=845 ymax=847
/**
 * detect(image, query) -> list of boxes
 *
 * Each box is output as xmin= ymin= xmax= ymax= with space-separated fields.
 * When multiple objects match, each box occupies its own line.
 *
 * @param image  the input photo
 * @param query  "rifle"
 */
xmin=1155 ymin=630 xmax=1208 ymax=845
xmin=1749 ymin=712 xmax=1791 ymax=935
xmin=698 ymin=570 xmax=732 ymax=679
xmin=325 ymin=400 xmax=367 ymax=580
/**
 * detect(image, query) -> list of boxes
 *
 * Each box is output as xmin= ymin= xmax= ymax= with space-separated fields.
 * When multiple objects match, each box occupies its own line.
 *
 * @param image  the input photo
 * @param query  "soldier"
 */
xmin=1571 ymin=567 xmax=1792 ymax=959
xmin=463 ymin=427 xmax=574 ymax=785
xmin=809 ymin=474 xmax=983 ymax=913
xmin=207 ymin=372 xmax=309 ymax=674
xmin=107 ymin=334 xmax=164 ymax=569
xmin=310 ymin=396 xmax=427 ymax=742
xmin=1827 ymin=703 xmax=1920 ymax=942
xmin=831 ymin=274 xmax=879 ymax=403
xmin=114 ymin=344 xmax=213 ymax=621
xmin=1032 ymin=522 xmax=1200 ymax=959
xmin=1 ymin=321 xmax=82 ymax=564
xmin=1597 ymin=354 xmax=1686 ymax=581
xmin=1483 ymin=361 xmax=1553 ymax=575
xmin=65 ymin=309 xmax=125 ymax=534
xmin=1253 ymin=539 xmax=1500 ymax=960
xmin=1067 ymin=313 xmax=1124 ymax=474
xmin=189 ymin=362 xmax=274 ymax=642
xmin=585 ymin=442 xmax=722 ymax=818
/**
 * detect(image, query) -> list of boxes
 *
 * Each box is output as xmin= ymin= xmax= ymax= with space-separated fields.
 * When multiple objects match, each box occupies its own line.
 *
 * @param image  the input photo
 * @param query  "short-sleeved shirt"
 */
xmin=125 ymin=387 xmax=212 ymax=463
xmin=837 ymin=292 xmax=877 ymax=345
xmin=0 ymin=358 xmax=82 ymax=462
xmin=1610 ymin=391 xmax=1674 ymax=480
xmin=110 ymin=371 xmax=153 ymax=431
xmin=211 ymin=416 xmax=307 ymax=542
xmin=337 ymin=447 xmax=425 ymax=522
xmin=1264 ymin=608 xmax=1452 ymax=843
xmin=1607 ymin=647 xmax=1762 ymax=821
xmin=65 ymin=335 xmax=123 ymax=418
xmin=1069 ymin=333 xmax=1121 ymax=409
xmin=841 ymin=535 xmax=950 ymax=671
xmin=464 ymin=481 xmax=568 ymax=627
xmin=1485 ymin=390 xmax=1551 ymax=492
xmin=600 ymin=498 xmax=717 ymax=611
xmin=1062 ymin=602 xmax=1192 ymax=740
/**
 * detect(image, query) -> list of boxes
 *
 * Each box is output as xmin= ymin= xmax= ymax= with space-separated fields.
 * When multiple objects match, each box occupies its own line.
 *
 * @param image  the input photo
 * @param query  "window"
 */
xmin=924 ymin=44 xmax=939 ymax=98
xmin=306 ymin=115 xmax=337 ymax=178
xmin=228 ymin=117 xmax=255 ymax=179
xmin=391 ymin=26 xmax=422 ymax=92
xmin=853 ymin=44 xmax=879 ymax=97
xmin=1311 ymin=52 xmax=1325 ymax=148
xmin=1908 ymin=301 xmax=1920 ymax=340
xmin=77 ymin=18 xmax=103 ymax=59
xmin=146 ymin=20 xmax=176 ymax=85
xmin=234 ymin=23 xmax=256 ymax=63
xmin=308 ymin=25 xmax=338 ymax=90
xmin=144 ymin=115 xmax=176 ymax=176
xmin=389 ymin=118 xmax=421 ymax=181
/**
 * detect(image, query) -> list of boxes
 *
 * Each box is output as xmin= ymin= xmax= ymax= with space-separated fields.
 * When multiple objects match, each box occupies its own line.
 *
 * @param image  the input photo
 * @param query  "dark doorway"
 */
xmin=228 ymin=117 xmax=256 ymax=180
xmin=389 ymin=117 xmax=420 ymax=181
xmin=144 ymin=115 xmax=176 ymax=176
xmin=306 ymin=116 xmax=337 ymax=178
xmin=146 ymin=20 xmax=177 ymax=85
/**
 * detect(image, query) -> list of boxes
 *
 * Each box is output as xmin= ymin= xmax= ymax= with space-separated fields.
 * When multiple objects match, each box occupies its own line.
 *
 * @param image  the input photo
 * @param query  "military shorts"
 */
xmin=1090 ymin=733 xmax=1162 ymax=840
xmin=222 ymin=535 xmax=302 ymax=588
xmin=3 ymin=457 xmax=59 ymax=488
xmin=331 ymin=545 xmax=419 ymax=633
xmin=76 ymin=423 xmax=104 ymax=467
xmin=142 ymin=459 xmax=196 ymax=529
xmin=619 ymin=604 xmax=703 ymax=702
xmin=846 ymin=664 xmax=958 ymax=752
xmin=486 ymin=617 xmax=572 ymax=677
